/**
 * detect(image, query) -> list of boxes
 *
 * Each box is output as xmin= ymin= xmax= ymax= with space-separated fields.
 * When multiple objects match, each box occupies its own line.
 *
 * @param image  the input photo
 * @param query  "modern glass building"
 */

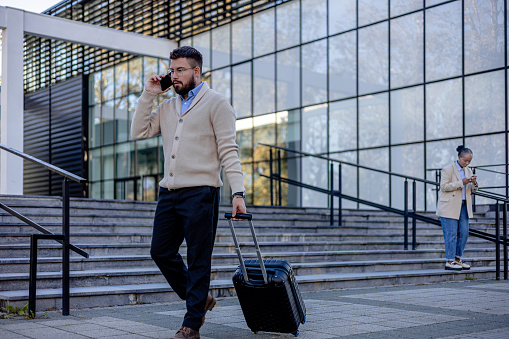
xmin=19 ymin=0 xmax=508 ymax=211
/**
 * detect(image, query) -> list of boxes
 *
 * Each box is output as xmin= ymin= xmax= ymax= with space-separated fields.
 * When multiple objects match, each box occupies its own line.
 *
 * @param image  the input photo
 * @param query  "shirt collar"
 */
xmin=455 ymin=160 xmax=464 ymax=171
xmin=180 ymin=81 xmax=204 ymax=101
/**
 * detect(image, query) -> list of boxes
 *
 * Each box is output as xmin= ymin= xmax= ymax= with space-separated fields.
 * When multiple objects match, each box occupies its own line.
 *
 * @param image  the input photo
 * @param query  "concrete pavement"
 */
xmin=1 ymin=279 xmax=509 ymax=338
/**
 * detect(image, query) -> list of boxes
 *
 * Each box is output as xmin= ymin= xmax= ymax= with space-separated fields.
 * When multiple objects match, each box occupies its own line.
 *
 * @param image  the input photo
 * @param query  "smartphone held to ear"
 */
xmin=160 ymin=72 xmax=173 ymax=91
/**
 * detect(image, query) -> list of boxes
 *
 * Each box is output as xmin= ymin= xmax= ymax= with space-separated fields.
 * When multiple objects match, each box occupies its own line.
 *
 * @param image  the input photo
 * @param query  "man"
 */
xmin=131 ymin=46 xmax=246 ymax=339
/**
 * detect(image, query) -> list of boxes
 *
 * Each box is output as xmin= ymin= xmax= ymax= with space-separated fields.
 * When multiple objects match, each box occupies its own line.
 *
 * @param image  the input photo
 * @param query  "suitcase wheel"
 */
xmin=292 ymin=330 xmax=299 ymax=337
xmin=252 ymin=330 xmax=258 ymax=334
xmin=302 ymin=316 xmax=306 ymax=324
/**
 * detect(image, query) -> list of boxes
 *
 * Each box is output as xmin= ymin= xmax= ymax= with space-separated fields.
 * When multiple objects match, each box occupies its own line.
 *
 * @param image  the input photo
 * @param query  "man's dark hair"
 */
xmin=456 ymin=145 xmax=473 ymax=157
xmin=170 ymin=46 xmax=203 ymax=73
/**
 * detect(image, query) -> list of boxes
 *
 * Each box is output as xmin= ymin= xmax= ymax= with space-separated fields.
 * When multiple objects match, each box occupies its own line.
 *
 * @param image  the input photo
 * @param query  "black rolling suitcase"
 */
xmin=225 ymin=213 xmax=306 ymax=337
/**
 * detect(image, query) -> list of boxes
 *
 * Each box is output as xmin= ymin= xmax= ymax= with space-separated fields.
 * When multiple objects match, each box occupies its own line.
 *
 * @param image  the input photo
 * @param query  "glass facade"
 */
xmin=88 ymin=57 xmax=172 ymax=200
xmin=85 ymin=0 xmax=507 ymax=209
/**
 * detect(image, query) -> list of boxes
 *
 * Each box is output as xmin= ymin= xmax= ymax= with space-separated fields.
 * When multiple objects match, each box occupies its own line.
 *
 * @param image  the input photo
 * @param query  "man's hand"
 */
xmin=231 ymin=197 xmax=247 ymax=221
xmin=145 ymin=74 xmax=171 ymax=95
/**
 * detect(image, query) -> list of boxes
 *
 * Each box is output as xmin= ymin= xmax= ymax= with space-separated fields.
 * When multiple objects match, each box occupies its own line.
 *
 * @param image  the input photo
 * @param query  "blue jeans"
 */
xmin=150 ymin=186 xmax=219 ymax=331
xmin=440 ymin=202 xmax=469 ymax=261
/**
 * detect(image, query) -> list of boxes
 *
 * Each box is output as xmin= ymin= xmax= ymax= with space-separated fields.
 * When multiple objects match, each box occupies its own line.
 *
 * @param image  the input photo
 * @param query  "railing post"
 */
xmin=269 ymin=149 xmax=274 ymax=206
xmin=496 ymin=201 xmax=500 ymax=280
xmin=62 ymin=178 xmax=70 ymax=316
xmin=330 ymin=163 xmax=334 ymax=226
xmin=404 ymin=179 xmax=409 ymax=250
xmin=338 ymin=163 xmax=342 ymax=227
xmin=28 ymin=235 xmax=38 ymax=316
xmin=435 ymin=170 xmax=440 ymax=204
xmin=412 ymin=180 xmax=417 ymax=250
xmin=504 ymin=201 xmax=507 ymax=280
xmin=472 ymin=168 xmax=476 ymax=212
xmin=278 ymin=150 xmax=282 ymax=206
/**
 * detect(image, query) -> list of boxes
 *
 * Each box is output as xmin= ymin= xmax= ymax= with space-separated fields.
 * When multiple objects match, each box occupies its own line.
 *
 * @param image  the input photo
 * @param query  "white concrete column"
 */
xmin=1 ymin=8 xmax=24 ymax=194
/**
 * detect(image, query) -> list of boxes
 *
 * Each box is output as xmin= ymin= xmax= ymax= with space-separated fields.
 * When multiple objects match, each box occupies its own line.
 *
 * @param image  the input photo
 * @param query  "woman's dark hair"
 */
xmin=456 ymin=145 xmax=473 ymax=157
xmin=170 ymin=46 xmax=203 ymax=73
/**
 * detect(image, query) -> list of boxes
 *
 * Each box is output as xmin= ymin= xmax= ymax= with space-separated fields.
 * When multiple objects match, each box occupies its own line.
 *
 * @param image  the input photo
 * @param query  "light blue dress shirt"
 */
xmin=455 ymin=160 xmax=466 ymax=200
xmin=180 ymin=81 xmax=204 ymax=116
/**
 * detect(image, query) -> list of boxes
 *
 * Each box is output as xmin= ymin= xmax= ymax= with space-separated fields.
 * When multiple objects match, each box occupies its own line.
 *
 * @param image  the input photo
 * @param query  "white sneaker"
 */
xmin=445 ymin=261 xmax=463 ymax=271
xmin=455 ymin=260 xmax=470 ymax=270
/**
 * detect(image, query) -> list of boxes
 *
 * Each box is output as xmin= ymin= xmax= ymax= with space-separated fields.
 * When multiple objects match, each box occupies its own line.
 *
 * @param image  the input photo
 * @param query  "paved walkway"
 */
xmin=1 ymin=279 xmax=509 ymax=338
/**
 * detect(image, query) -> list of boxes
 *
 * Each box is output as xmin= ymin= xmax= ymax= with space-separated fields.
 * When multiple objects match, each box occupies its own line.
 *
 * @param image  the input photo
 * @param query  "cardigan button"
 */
xmin=179 ymin=119 xmax=183 ymax=123
xmin=175 ymin=136 xmax=179 ymax=140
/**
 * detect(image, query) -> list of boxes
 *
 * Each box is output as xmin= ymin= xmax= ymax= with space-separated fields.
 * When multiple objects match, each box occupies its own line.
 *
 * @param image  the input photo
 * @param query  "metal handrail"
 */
xmin=0 ymin=143 xmax=86 ymax=183
xmin=0 ymin=143 xmax=89 ymax=316
xmin=258 ymin=143 xmax=438 ymax=185
xmin=258 ymin=144 xmax=508 ymax=280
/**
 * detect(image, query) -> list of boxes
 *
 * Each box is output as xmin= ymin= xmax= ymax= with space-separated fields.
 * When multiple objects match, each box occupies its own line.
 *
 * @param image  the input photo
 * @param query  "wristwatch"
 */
xmin=232 ymin=191 xmax=245 ymax=199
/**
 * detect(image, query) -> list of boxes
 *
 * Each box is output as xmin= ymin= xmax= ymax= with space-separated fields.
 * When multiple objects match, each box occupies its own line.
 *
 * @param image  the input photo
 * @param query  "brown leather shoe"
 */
xmin=201 ymin=294 xmax=217 ymax=326
xmin=172 ymin=326 xmax=200 ymax=339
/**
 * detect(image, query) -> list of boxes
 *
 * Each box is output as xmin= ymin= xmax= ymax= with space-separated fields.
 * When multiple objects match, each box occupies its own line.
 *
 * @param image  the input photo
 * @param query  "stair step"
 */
xmin=0 ymin=196 xmax=502 ymax=312
xmin=0 ymin=267 xmax=498 ymax=311
xmin=0 ymin=257 xmax=497 ymax=290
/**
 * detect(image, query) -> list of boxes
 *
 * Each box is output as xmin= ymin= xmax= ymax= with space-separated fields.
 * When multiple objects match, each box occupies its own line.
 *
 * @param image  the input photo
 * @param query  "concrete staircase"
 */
xmin=0 ymin=195 xmax=502 ymax=312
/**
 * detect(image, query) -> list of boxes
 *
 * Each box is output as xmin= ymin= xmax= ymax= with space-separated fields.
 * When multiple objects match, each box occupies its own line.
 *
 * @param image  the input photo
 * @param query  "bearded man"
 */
xmin=131 ymin=46 xmax=246 ymax=339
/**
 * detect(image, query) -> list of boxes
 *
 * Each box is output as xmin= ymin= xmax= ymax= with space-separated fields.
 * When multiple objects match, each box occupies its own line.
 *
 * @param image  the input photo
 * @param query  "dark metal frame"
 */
xmin=0 ymin=144 xmax=89 ymax=316
xmin=261 ymin=143 xmax=509 ymax=280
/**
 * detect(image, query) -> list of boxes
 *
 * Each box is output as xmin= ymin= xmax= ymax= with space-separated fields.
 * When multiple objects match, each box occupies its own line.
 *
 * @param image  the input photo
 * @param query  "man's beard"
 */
xmin=174 ymin=77 xmax=196 ymax=97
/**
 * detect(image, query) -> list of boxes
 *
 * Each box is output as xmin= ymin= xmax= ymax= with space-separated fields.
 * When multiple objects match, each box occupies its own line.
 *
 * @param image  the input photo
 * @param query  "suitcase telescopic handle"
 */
xmin=225 ymin=213 xmax=268 ymax=284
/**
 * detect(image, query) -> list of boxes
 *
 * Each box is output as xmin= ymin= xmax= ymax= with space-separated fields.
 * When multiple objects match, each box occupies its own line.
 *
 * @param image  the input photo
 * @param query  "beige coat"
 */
xmin=436 ymin=162 xmax=478 ymax=219
xmin=131 ymin=82 xmax=245 ymax=193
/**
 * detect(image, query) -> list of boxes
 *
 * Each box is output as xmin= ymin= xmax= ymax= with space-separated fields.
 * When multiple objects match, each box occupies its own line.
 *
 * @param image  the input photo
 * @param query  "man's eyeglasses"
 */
xmin=168 ymin=67 xmax=196 ymax=77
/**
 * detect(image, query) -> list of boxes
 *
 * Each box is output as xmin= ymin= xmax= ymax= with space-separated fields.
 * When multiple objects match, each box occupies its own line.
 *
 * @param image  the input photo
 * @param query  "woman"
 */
xmin=436 ymin=145 xmax=478 ymax=271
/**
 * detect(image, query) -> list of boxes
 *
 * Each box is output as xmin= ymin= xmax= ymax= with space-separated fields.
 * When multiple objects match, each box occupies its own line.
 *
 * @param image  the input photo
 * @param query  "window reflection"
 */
xmin=254 ymin=9 xmax=275 ymax=57
xmin=212 ymin=25 xmax=230 ymax=69
xmin=426 ymin=1 xmax=462 ymax=81
xmin=391 ymin=86 xmax=424 ymax=144
xmin=359 ymin=147 xmax=389 ymax=207
xmin=464 ymin=0 xmax=504 ymax=74
xmin=302 ymin=104 xmax=328 ymax=207
xmin=358 ymin=22 xmax=388 ymax=95
xmin=194 ymin=31 xmax=211 ymax=72
xmin=232 ymin=63 xmax=252 ymax=118
xmin=254 ymin=55 xmax=275 ymax=115
xmin=359 ymin=0 xmax=388 ymax=26
xmin=391 ymin=0 xmax=422 ymax=17
xmin=391 ymin=143 xmax=425 ymax=210
xmin=465 ymin=70 xmax=505 ymax=135
xmin=330 ymin=151 xmax=358 ymax=209
xmin=426 ymin=78 xmax=462 ymax=140
xmin=232 ymin=17 xmax=252 ymax=64
xmin=211 ymin=68 xmax=231 ymax=103
xmin=277 ymin=1 xmax=300 ymax=50
xmin=301 ymin=0 xmax=327 ymax=43
xmin=390 ymin=12 xmax=423 ymax=88
xmin=277 ymin=48 xmax=300 ymax=111
xmin=277 ymin=109 xmax=301 ymax=207
xmin=329 ymin=32 xmax=357 ymax=101
xmin=253 ymin=114 xmax=276 ymax=206
xmin=302 ymin=40 xmax=327 ymax=106
xmin=236 ymin=118 xmax=253 ymax=162
xmin=329 ymin=99 xmax=357 ymax=152
xmin=329 ymin=0 xmax=356 ymax=35
xmin=359 ymin=93 xmax=389 ymax=148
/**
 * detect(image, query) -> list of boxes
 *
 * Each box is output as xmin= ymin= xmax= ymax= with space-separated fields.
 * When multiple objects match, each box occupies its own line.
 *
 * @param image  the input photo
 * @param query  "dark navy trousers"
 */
xmin=151 ymin=186 xmax=219 ymax=331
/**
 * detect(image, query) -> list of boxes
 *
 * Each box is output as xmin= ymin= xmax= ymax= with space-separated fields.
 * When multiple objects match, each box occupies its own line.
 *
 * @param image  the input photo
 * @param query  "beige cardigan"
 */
xmin=436 ymin=162 xmax=478 ymax=219
xmin=130 ymin=82 xmax=245 ymax=194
